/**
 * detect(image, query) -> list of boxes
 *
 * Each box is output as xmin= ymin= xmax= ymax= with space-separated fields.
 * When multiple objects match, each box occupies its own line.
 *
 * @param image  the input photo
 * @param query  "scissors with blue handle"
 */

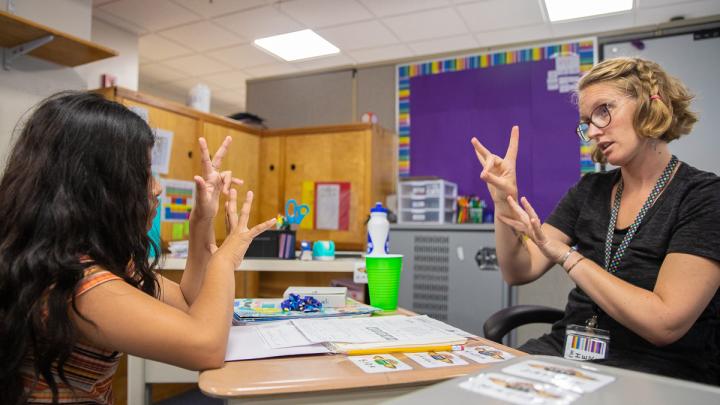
xmin=285 ymin=199 xmax=310 ymax=225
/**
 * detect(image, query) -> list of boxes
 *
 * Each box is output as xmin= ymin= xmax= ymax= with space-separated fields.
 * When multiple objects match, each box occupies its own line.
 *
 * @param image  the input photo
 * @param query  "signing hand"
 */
xmin=498 ymin=196 xmax=566 ymax=263
xmin=216 ymin=189 xmax=276 ymax=267
xmin=193 ymin=136 xmax=242 ymax=221
xmin=471 ymin=126 xmax=520 ymax=205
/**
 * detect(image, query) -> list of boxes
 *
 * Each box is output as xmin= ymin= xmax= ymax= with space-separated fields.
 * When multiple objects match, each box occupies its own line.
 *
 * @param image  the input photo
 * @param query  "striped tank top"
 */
xmin=21 ymin=269 xmax=123 ymax=404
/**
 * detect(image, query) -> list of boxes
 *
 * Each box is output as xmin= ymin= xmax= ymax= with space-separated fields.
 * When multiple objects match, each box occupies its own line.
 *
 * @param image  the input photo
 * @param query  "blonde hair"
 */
xmin=577 ymin=57 xmax=698 ymax=163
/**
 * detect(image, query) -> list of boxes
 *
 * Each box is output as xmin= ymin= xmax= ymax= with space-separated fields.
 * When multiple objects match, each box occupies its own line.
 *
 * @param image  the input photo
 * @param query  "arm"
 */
xmin=72 ymin=190 xmax=276 ymax=370
xmin=565 ymin=251 xmax=720 ymax=346
xmin=471 ymin=126 xmax=559 ymax=285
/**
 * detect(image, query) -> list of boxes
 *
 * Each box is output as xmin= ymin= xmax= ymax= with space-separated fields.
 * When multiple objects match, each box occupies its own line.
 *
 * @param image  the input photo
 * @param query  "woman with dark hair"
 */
xmin=472 ymin=57 xmax=720 ymax=384
xmin=0 ymin=91 xmax=275 ymax=404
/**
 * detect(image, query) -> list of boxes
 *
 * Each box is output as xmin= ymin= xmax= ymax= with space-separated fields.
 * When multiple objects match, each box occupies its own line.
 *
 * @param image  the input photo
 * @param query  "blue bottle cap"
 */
xmin=370 ymin=202 xmax=387 ymax=213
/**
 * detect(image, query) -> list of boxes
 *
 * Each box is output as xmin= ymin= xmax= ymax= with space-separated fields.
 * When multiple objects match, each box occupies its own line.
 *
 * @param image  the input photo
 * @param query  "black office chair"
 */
xmin=483 ymin=305 xmax=565 ymax=344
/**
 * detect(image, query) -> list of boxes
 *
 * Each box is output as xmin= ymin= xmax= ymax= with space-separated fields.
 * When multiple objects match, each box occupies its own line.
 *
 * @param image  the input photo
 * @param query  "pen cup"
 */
xmin=365 ymin=254 xmax=403 ymax=311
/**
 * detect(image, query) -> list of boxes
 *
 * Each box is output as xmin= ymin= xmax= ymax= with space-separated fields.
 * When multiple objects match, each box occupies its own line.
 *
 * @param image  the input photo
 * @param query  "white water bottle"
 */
xmin=367 ymin=202 xmax=389 ymax=256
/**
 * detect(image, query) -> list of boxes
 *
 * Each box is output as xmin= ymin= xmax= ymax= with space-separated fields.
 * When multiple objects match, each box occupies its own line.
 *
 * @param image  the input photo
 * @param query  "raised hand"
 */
xmin=215 ymin=189 xmax=276 ymax=267
xmin=193 ymin=136 xmax=242 ymax=222
xmin=471 ymin=125 xmax=520 ymax=205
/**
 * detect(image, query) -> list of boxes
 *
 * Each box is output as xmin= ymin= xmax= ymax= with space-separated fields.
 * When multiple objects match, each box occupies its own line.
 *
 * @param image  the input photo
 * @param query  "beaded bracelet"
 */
xmin=566 ymin=256 xmax=586 ymax=274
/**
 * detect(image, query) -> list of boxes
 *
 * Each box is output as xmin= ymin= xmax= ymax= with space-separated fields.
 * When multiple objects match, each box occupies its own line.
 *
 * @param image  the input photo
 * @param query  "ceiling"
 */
xmin=92 ymin=0 xmax=720 ymax=115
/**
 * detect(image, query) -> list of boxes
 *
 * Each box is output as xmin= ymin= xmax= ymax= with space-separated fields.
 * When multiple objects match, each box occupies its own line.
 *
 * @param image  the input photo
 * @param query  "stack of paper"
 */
xmin=167 ymin=240 xmax=188 ymax=258
xmin=225 ymin=314 xmax=469 ymax=361
xmin=232 ymin=298 xmax=381 ymax=324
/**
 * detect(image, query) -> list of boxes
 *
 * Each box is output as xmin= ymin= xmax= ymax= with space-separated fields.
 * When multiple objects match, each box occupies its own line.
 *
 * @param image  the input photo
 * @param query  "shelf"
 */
xmin=0 ymin=10 xmax=117 ymax=68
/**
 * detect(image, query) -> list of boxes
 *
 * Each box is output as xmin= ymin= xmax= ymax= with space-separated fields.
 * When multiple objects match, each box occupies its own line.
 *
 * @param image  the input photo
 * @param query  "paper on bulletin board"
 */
xmin=314 ymin=182 xmax=351 ymax=231
xmin=151 ymin=128 xmax=173 ymax=175
xmin=129 ymin=105 xmax=149 ymax=124
xmin=160 ymin=178 xmax=194 ymax=222
xmin=300 ymin=181 xmax=315 ymax=230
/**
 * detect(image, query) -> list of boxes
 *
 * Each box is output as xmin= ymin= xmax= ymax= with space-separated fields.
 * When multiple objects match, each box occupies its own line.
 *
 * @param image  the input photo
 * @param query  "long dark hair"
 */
xmin=0 ymin=92 xmax=159 ymax=404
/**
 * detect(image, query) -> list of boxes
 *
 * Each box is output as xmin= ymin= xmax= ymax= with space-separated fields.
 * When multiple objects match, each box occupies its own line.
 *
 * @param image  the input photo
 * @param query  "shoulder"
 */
xmin=75 ymin=266 xmax=123 ymax=297
xmin=674 ymin=163 xmax=720 ymax=204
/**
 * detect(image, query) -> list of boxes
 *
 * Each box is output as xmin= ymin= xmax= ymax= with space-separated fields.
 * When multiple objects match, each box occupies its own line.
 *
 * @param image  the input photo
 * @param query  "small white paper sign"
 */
xmin=502 ymin=360 xmax=615 ymax=393
xmin=348 ymin=354 xmax=413 ymax=373
xmin=151 ymin=128 xmax=173 ymax=175
xmin=316 ymin=184 xmax=340 ymax=230
xmin=353 ymin=260 xmax=367 ymax=284
xmin=458 ymin=345 xmax=515 ymax=364
xmin=459 ymin=372 xmax=580 ymax=405
xmin=555 ymin=54 xmax=580 ymax=75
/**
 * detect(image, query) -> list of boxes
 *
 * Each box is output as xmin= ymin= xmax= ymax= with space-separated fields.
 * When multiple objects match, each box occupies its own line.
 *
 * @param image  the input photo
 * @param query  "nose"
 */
xmin=152 ymin=177 xmax=162 ymax=197
xmin=585 ymin=123 xmax=604 ymax=140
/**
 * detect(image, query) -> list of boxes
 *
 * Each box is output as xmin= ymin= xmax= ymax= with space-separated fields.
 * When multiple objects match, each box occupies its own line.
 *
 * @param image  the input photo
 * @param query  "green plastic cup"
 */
xmin=365 ymin=254 xmax=403 ymax=311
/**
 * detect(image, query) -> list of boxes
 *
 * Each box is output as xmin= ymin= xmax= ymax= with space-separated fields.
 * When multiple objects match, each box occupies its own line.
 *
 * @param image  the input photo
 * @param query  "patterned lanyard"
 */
xmin=604 ymin=155 xmax=678 ymax=273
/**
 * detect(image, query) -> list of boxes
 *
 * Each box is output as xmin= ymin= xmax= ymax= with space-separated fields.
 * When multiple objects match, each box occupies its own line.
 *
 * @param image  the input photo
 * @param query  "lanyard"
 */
xmin=603 ymin=155 xmax=679 ymax=274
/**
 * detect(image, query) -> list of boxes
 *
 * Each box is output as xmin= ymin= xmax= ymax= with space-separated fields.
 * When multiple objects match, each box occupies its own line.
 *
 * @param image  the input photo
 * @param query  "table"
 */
xmin=198 ymin=338 xmax=525 ymax=404
xmin=382 ymin=355 xmax=720 ymax=404
xmin=128 ymin=256 xmax=363 ymax=405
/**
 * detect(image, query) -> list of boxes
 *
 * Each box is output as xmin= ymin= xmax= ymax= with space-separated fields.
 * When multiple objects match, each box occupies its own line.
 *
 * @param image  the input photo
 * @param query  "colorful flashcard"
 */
xmin=457 ymin=345 xmax=515 ymax=364
xmin=160 ymin=178 xmax=194 ymax=222
xmin=459 ymin=372 xmax=580 ymax=405
xmin=404 ymin=351 xmax=469 ymax=368
xmin=348 ymin=354 xmax=413 ymax=373
xmin=502 ymin=360 xmax=615 ymax=393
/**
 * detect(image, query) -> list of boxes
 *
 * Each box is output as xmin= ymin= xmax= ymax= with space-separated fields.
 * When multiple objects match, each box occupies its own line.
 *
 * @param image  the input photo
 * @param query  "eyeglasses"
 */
xmin=576 ymin=103 xmax=612 ymax=142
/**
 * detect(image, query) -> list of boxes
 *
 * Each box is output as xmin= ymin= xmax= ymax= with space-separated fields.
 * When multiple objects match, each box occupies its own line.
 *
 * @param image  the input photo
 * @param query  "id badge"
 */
xmin=564 ymin=324 xmax=610 ymax=361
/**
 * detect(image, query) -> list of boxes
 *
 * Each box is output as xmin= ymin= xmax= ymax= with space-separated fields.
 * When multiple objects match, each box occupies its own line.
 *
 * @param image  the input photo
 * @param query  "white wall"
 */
xmin=0 ymin=0 xmax=140 ymax=165
xmin=75 ymin=18 xmax=139 ymax=91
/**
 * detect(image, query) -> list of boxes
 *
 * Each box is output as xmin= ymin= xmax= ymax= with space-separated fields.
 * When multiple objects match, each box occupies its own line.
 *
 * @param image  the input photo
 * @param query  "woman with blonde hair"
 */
xmin=472 ymin=57 xmax=720 ymax=384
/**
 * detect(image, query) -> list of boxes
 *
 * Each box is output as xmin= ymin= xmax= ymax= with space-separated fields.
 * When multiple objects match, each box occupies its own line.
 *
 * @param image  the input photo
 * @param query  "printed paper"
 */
xmin=458 ymin=345 xmax=515 ymax=364
xmin=459 ymin=372 xmax=580 ymax=404
xmin=502 ymin=360 xmax=615 ymax=393
xmin=160 ymin=178 xmax=194 ymax=222
xmin=348 ymin=354 xmax=413 ymax=373
xmin=405 ymin=351 xmax=468 ymax=368
xmin=151 ymin=128 xmax=173 ymax=175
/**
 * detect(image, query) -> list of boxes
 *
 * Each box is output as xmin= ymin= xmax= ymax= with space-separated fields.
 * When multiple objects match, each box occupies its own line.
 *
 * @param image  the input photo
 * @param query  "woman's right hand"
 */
xmin=471 ymin=125 xmax=520 ymax=206
xmin=213 ymin=189 xmax=276 ymax=268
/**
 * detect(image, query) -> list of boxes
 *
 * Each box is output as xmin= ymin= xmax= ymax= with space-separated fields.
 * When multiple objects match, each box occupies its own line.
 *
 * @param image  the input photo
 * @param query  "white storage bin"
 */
xmin=398 ymin=180 xmax=457 ymax=224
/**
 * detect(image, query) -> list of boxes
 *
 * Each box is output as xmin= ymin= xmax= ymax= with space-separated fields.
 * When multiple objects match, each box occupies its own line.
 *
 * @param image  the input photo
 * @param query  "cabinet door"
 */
xmin=121 ymin=100 xmax=200 ymax=242
xmin=283 ymin=131 xmax=367 ymax=249
xmin=203 ymin=122 xmax=261 ymax=240
xmin=258 ymin=135 xmax=283 ymax=223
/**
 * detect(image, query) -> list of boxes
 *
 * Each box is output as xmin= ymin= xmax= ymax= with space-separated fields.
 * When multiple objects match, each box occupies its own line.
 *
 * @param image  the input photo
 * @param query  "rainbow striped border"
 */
xmin=397 ymin=39 xmax=597 ymax=176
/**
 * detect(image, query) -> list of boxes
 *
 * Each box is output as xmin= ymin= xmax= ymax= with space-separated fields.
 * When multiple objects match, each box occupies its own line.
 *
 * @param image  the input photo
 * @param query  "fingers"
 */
xmin=497 ymin=214 xmax=527 ymax=233
xmin=471 ymin=137 xmax=489 ymax=165
xmin=226 ymin=189 xmax=239 ymax=233
xmin=198 ymin=137 xmax=213 ymax=176
xmin=211 ymin=136 xmax=232 ymax=170
xmin=249 ymin=217 xmax=277 ymax=238
xmin=504 ymin=126 xmax=520 ymax=162
xmin=506 ymin=196 xmax=530 ymax=223
xmin=480 ymin=155 xmax=504 ymax=185
xmin=193 ymin=175 xmax=207 ymax=193
xmin=220 ymin=171 xmax=232 ymax=195
xmin=238 ymin=190 xmax=253 ymax=231
xmin=520 ymin=197 xmax=539 ymax=221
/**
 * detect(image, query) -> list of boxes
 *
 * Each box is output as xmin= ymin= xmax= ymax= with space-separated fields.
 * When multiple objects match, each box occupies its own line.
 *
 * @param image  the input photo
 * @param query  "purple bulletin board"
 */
xmin=396 ymin=40 xmax=597 ymax=220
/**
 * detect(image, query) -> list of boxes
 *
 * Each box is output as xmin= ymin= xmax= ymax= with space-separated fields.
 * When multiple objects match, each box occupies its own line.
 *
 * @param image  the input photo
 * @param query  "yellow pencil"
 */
xmin=344 ymin=344 xmax=465 ymax=356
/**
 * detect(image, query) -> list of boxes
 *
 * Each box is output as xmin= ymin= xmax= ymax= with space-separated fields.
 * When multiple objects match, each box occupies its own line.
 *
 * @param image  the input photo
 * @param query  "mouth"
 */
xmin=597 ymin=141 xmax=614 ymax=153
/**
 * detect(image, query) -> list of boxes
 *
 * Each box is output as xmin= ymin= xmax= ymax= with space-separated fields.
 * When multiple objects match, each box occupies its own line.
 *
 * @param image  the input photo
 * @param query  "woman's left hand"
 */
xmin=498 ymin=195 xmax=567 ymax=263
xmin=193 ymin=136 xmax=242 ymax=222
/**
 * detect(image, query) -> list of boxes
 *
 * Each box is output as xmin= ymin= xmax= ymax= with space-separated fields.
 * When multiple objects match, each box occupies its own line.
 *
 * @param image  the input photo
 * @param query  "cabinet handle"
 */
xmin=269 ymin=164 xmax=274 ymax=171
xmin=290 ymin=163 xmax=296 ymax=171
xmin=187 ymin=150 xmax=193 ymax=158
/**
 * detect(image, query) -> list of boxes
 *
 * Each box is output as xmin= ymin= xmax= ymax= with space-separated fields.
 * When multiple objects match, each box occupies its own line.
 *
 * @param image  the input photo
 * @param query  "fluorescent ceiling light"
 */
xmin=544 ymin=0 xmax=633 ymax=22
xmin=254 ymin=29 xmax=339 ymax=62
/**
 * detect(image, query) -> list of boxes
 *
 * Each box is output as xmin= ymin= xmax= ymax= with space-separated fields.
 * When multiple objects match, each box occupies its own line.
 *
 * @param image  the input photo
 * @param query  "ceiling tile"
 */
xmin=99 ymin=0 xmax=200 ymax=31
xmin=207 ymin=44 xmax=279 ymax=69
xmin=160 ymin=54 xmax=231 ymax=76
xmin=292 ymin=53 xmax=356 ymax=71
xmin=158 ymin=21 xmax=244 ymax=51
xmin=458 ymin=0 xmax=545 ymax=32
xmin=140 ymin=63 xmax=189 ymax=83
xmin=244 ymin=63 xmax=300 ymax=78
xmin=635 ymin=1 xmax=720 ymax=25
xmin=201 ymin=71 xmax=252 ymax=89
xmin=475 ymin=24 xmax=555 ymax=48
xmin=139 ymin=34 xmax=193 ymax=62
xmin=346 ymin=44 xmax=414 ymax=64
xmin=359 ymin=0 xmax=451 ymax=17
xmin=279 ymin=0 xmax=374 ymax=28
xmin=213 ymin=6 xmax=304 ymax=39
xmin=383 ymin=7 xmax=468 ymax=42
xmin=551 ymin=13 xmax=635 ymax=38
xmin=636 ymin=0 xmax=698 ymax=8
xmin=408 ymin=34 xmax=478 ymax=56
xmin=93 ymin=0 xmax=118 ymax=6
xmin=171 ymin=0 xmax=268 ymax=17
xmin=93 ymin=8 xmax=148 ymax=35
xmin=317 ymin=20 xmax=398 ymax=51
